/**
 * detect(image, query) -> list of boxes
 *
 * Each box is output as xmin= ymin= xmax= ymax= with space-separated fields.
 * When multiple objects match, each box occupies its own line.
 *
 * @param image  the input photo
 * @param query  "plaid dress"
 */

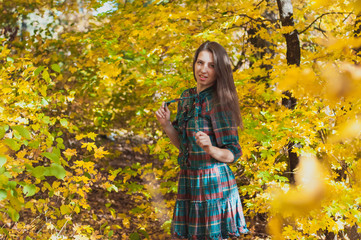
xmin=170 ymin=85 xmax=249 ymax=239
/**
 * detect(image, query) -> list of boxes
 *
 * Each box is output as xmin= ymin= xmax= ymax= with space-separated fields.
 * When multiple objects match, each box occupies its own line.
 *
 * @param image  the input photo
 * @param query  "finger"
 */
xmin=164 ymin=103 xmax=170 ymax=112
xmin=158 ymin=107 xmax=166 ymax=116
xmin=196 ymin=131 xmax=206 ymax=137
xmin=162 ymin=102 xmax=168 ymax=112
xmin=159 ymin=108 xmax=165 ymax=116
xmin=198 ymin=131 xmax=206 ymax=136
xmin=195 ymin=133 xmax=201 ymax=140
xmin=155 ymin=111 xmax=164 ymax=119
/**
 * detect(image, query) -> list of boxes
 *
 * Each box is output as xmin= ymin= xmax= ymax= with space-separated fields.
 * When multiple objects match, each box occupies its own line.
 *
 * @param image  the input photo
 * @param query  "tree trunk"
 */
xmin=276 ymin=0 xmax=301 ymax=66
xmin=276 ymin=0 xmax=301 ymax=184
xmin=354 ymin=14 xmax=361 ymax=58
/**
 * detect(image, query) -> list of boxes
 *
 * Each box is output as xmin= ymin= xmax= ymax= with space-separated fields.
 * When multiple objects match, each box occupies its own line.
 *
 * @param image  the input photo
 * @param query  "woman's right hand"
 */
xmin=155 ymin=102 xmax=171 ymax=128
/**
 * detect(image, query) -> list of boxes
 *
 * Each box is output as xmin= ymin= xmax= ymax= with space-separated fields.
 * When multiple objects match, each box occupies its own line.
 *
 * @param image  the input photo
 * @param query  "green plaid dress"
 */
xmin=171 ymin=85 xmax=249 ymax=239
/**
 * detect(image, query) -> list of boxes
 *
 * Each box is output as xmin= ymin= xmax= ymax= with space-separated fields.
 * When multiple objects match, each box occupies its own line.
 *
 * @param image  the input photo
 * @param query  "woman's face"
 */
xmin=195 ymin=50 xmax=216 ymax=92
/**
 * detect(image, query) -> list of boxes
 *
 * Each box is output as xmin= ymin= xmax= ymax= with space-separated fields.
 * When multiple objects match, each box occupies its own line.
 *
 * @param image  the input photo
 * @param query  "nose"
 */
xmin=200 ymin=65 xmax=208 ymax=73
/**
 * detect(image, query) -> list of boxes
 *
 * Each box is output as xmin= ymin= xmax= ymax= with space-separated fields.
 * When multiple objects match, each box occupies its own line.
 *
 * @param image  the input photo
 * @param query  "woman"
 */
xmin=155 ymin=41 xmax=248 ymax=239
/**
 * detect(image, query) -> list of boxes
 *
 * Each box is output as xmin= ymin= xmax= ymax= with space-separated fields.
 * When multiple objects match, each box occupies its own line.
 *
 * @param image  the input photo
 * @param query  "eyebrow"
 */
xmin=197 ymin=59 xmax=214 ymax=64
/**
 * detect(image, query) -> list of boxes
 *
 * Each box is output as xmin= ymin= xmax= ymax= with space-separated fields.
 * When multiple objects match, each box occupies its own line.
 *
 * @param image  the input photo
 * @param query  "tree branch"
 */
xmin=299 ymin=12 xmax=353 ymax=34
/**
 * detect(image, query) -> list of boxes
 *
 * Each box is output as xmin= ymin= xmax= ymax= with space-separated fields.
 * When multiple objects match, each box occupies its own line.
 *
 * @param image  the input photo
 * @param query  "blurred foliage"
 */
xmin=1 ymin=0 xmax=361 ymax=239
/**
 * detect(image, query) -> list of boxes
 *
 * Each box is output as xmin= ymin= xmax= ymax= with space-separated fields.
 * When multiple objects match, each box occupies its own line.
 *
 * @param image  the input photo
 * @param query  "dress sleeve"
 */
xmin=210 ymin=105 xmax=242 ymax=163
xmin=171 ymin=90 xmax=187 ymax=132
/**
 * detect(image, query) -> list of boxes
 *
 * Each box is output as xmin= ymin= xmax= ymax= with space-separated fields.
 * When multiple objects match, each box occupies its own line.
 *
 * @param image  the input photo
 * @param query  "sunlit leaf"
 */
xmin=4 ymin=139 xmax=20 ymax=151
xmin=0 ymin=155 xmax=6 ymax=168
xmin=12 ymin=126 xmax=31 ymax=139
xmin=44 ymin=163 xmax=66 ymax=180
xmin=41 ymin=152 xmax=60 ymax=165
xmin=23 ymin=184 xmax=36 ymax=197
xmin=51 ymin=64 xmax=61 ymax=73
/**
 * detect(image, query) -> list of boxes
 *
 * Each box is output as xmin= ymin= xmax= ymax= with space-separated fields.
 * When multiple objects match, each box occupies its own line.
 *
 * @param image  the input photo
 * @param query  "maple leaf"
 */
xmin=81 ymin=142 xmax=96 ymax=151
xmin=75 ymin=134 xmax=86 ymax=141
xmin=64 ymin=148 xmax=77 ymax=157
xmin=94 ymin=146 xmax=109 ymax=159
xmin=87 ymin=132 xmax=97 ymax=141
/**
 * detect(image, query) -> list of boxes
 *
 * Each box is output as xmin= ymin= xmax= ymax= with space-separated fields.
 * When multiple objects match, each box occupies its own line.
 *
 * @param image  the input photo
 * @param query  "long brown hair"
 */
xmin=193 ymin=41 xmax=243 ymax=128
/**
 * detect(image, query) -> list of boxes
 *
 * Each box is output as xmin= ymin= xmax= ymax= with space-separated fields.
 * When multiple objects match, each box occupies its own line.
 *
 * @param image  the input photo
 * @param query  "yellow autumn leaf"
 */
xmin=154 ymin=144 xmax=162 ymax=153
xmin=329 ymin=118 xmax=361 ymax=143
xmin=271 ymin=154 xmax=326 ymax=217
xmin=64 ymin=148 xmax=77 ymax=157
xmin=16 ymin=150 xmax=27 ymax=160
xmin=267 ymin=216 xmax=283 ymax=240
xmin=119 ymin=213 xmax=130 ymax=228
xmin=81 ymin=142 xmax=96 ymax=151
xmin=69 ymin=66 xmax=77 ymax=73
xmin=75 ymin=133 xmax=86 ymax=141
xmin=87 ymin=132 xmax=97 ymax=141
xmin=94 ymin=146 xmax=109 ymax=159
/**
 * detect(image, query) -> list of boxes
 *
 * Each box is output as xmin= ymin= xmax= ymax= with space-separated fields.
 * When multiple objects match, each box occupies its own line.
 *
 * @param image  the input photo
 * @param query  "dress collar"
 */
xmin=194 ymin=84 xmax=215 ymax=97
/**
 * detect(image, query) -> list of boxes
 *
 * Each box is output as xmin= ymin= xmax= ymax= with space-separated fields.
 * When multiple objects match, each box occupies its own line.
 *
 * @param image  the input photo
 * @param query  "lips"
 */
xmin=199 ymin=75 xmax=208 ymax=81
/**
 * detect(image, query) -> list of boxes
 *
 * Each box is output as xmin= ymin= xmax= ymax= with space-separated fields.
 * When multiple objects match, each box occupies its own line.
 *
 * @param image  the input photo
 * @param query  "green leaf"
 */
xmin=23 ymin=184 xmax=36 ymax=197
xmin=0 ymin=126 xmax=6 ymax=139
xmin=12 ymin=125 xmax=31 ymax=139
xmin=42 ymin=70 xmax=50 ymax=83
xmin=51 ymin=64 xmax=61 ymax=73
xmin=42 ymin=116 xmax=50 ymax=124
xmin=25 ymin=164 xmax=34 ymax=171
xmin=8 ymin=181 xmax=17 ymax=189
xmin=0 ymin=155 xmax=6 ymax=168
xmin=34 ymin=66 xmax=45 ymax=76
xmin=29 ymin=140 xmax=40 ymax=149
xmin=138 ymin=229 xmax=150 ymax=239
xmin=32 ymin=166 xmax=45 ymax=179
xmin=60 ymin=205 xmax=71 ymax=215
xmin=60 ymin=119 xmax=68 ymax=128
xmin=0 ymin=190 xmax=7 ymax=201
xmin=4 ymin=139 xmax=20 ymax=151
xmin=106 ymin=184 xmax=118 ymax=192
xmin=7 ymin=207 xmax=19 ymax=221
xmin=45 ymin=163 xmax=66 ymax=180
xmin=41 ymin=152 xmax=60 ymax=164
xmin=41 ymin=98 xmax=48 ymax=106
xmin=130 ymin=232 xmax=141 ymax=240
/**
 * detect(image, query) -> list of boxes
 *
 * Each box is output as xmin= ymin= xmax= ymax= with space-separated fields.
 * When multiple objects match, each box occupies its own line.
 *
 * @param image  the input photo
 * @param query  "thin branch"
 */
xmin=233 ymin=32 xmax=247 ymax=72
xmin=330 ymin=153 xmax=353 ymax=183
xmin=343 ymin=12 xmax=353 ymax=23
xmin=256 ymin=0 xmax=265 ymax=7
xmin=238 ymin=14 xmax=275 ymax=24
xmin=299 ymin=12 xmax=353 ymax=34
xmin=57 ymin=215 xmax=71 ymax=237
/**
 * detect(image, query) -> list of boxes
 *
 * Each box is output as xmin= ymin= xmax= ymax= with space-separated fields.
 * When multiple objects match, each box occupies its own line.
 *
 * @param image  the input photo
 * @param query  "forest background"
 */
xmin=1 ymin=0 xmax=361 ymax=239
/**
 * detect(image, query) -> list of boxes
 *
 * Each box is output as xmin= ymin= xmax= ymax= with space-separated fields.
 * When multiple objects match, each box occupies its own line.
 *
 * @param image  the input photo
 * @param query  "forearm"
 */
xmin=206 ymin=146 xmax=234 ymax=163
xmin=162 ymin=122 xmax=180 ymax=150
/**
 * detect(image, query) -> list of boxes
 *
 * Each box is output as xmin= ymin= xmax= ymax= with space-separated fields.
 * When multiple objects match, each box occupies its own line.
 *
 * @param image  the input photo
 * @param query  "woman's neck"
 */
xmin=196 ymin=84 xmax=215 ymax=94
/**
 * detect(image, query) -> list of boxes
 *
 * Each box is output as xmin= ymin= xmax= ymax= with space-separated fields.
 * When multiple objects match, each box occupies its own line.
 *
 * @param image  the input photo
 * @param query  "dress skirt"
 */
xmin=171 ymin=163 xmax=249 ymax=240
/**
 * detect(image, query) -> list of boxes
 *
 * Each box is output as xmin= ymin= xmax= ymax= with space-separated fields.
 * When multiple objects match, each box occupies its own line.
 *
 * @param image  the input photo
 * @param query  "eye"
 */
xmin=210 ymin=64 xmax=215 ymax=68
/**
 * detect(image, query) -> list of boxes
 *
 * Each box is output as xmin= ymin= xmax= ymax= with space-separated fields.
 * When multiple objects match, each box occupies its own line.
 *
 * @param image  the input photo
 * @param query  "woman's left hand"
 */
xmin=195 ymin=131 xmax=234 ymax=162
xmin=195 ymin=131 xmax=212 ymax=153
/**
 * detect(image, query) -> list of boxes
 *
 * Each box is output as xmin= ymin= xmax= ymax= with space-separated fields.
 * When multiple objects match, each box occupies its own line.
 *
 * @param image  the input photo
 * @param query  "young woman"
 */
xmin=155 ymin=41 xmax=248 ymax=239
